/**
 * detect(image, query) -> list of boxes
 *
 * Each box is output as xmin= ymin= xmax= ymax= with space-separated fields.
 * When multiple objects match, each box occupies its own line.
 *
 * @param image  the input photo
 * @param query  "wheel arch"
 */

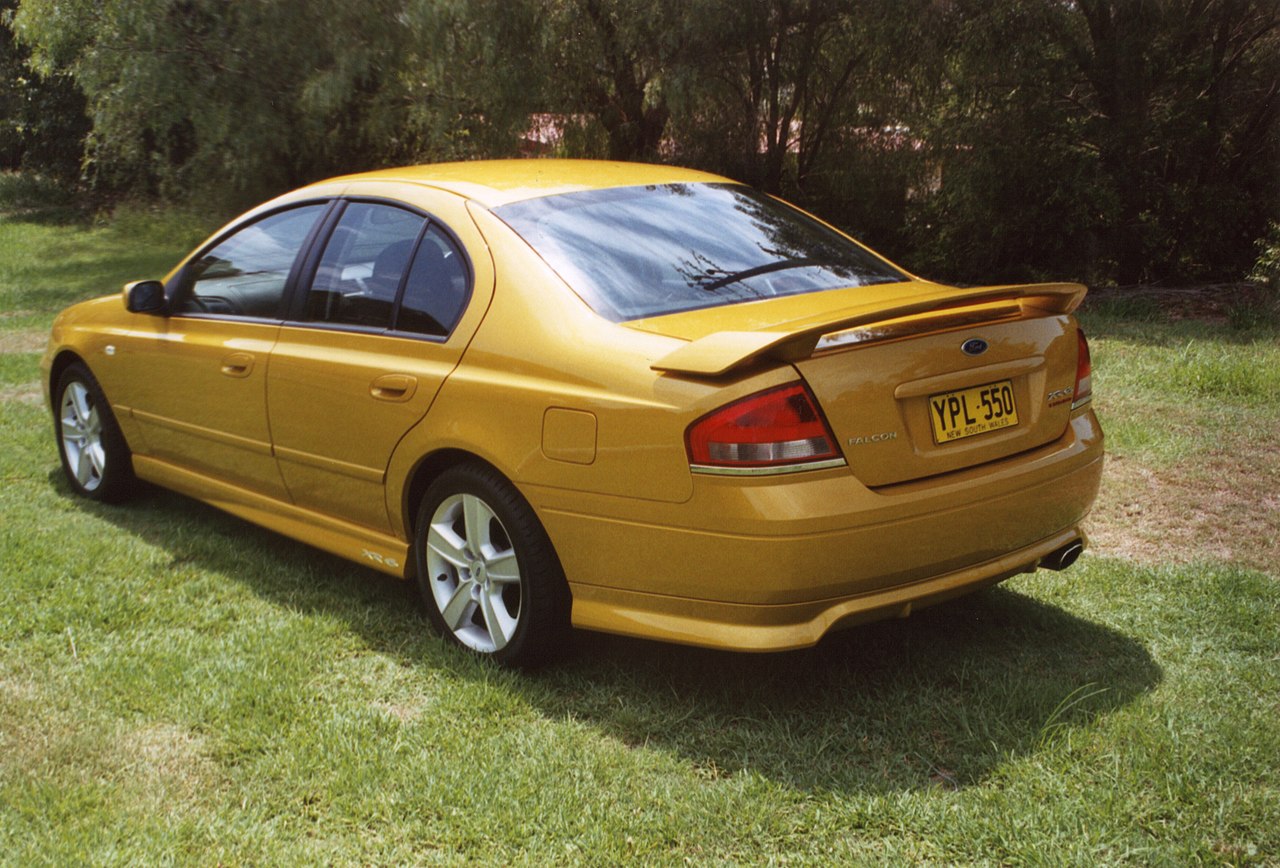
xmin=402 ymin=448 xmax=509 ymax=548
xmin=400 ymin=448 xmax=569 ymax=587
xmin=47 ymin=349 xmax=89 ymax=414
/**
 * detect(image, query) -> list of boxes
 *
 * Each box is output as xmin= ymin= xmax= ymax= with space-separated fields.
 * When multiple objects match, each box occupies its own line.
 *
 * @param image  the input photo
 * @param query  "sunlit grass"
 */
xmin=1080 ymin=308 xmax=1280 ymax=466
xmin=0 ymin=177 xmax=216 ymax=334
xmin=1 ymin=195 xmax=1278 ymax=863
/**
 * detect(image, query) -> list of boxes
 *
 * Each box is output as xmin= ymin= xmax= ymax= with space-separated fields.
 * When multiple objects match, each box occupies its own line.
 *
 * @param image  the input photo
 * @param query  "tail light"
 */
xmin=686 ymin=383 xmax=844 ymax=474
xmin=1072 ymin=328 xmax=1092 ymax=409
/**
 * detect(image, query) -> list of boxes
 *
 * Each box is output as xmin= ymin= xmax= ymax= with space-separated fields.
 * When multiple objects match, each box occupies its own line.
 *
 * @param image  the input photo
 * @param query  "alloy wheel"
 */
xmin=424 ymin=492 xmax=523 ymax=653
xmin=60 ymin=380 xmax=105 ymax=492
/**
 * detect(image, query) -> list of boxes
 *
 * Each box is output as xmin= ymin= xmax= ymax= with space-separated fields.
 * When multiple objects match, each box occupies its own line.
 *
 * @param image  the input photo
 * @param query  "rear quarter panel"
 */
xmin=383 ymin=204 xmax=806 ymax=536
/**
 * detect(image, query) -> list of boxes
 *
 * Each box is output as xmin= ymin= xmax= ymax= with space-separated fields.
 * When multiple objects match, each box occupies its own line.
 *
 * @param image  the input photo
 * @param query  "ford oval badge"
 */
xmin=961 ymin=338 xmax=989 ymax=356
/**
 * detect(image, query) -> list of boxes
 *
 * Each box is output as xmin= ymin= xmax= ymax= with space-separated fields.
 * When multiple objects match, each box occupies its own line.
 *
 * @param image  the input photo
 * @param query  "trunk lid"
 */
xmin=630 ymin=280 xmax=1086 ymax=486
xmin=795 ymin=315 xmax=1080 ymax=486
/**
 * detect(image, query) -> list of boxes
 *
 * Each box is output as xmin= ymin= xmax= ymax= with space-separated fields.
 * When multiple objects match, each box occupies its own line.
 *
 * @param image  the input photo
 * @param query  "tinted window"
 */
xmin=495 ymin=183 xmax=907 ymax=321
xmin=304 ymin=202 xmax=426 ymax=329
xmin=179 ymin=205 xmax=325 ymax=318
xmin=395 ymin=225 xmax=469 ymax=336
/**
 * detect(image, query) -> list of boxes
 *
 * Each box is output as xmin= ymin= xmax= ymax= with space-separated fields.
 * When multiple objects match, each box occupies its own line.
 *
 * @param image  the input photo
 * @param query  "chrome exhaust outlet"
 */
xmin=1041 ymin=539 xmax=1084 ymax=571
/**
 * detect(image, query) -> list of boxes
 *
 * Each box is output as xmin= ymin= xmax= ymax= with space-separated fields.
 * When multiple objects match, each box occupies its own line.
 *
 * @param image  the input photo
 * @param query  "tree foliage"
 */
xmin=911 ymin=0 xmax=1280 ymax=283
xmin=3 ymin=0 xmax=1277 ymax=284
xmin=0 ymin=0 xmax=89 ymax=178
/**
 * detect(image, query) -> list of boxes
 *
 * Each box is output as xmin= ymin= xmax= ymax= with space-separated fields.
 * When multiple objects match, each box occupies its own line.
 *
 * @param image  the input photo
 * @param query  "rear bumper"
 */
xmin=569 ymin=526 xmax=1086 ymax=651
xmin=533 ymin=411 xmax=1103 ymax=651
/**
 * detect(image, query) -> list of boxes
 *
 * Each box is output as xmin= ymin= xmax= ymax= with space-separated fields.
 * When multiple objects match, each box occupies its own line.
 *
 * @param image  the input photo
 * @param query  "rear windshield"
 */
xmin=494 ymin=182 xmax=908 ymax=321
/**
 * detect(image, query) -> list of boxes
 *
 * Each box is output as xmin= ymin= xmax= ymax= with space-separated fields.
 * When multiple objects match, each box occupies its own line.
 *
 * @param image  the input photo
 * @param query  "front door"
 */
xmin=114 ymin=203 xmax=328 ymax=497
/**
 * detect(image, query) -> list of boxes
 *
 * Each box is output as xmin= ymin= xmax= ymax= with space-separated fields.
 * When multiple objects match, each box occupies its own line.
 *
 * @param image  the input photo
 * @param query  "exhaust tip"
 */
xmin=1042 ymin=540 xmax=1084 ymax=572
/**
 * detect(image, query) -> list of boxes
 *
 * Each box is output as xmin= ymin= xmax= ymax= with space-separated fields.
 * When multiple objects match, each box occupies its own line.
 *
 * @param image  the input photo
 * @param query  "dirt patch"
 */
xmin=110 ymin=722 xmax=224 ymax=810
xmin=0 ymin=328 xmax=46 ymax=354
xmin=1080 ymin=282 xmax=1278 ymax=575
xmin=1 ymin=382 xmax=44 ymax=405
xmin=1087 ymin=447 xmax=1280 ymax=576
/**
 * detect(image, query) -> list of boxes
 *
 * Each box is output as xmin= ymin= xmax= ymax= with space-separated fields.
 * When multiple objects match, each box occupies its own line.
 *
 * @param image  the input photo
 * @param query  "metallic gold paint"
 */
xmin=42 ymin=159 xmax=1104 ymax=653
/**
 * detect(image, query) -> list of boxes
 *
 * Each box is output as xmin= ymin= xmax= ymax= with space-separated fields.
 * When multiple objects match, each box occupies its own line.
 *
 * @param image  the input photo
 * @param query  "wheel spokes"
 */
xmin=88 ymin=442 xmax=106 ymax=478
xmin=424 ymin=489 xmax=524 ymax=655
xmin=485 ymin=551 xmax=520 ymax=584
xmin=426 ymin=523 xmax=469 ymax=569
xmin=480 ymin=589 xmax=517 ymax=649
xmin=462 ymin=494 xmax=494 ymax=554
xmin=75 ymin=443 xmax=95 ymax=484
xmin=61 ymin=408 xmax=83 ymax=437
xmin=71 ymin=383 xmax=93 ymax=427
xmin=61 ymin=386 xmax=85 ymax=435
xmin=440 ymin=580 xmax=477 ymax=631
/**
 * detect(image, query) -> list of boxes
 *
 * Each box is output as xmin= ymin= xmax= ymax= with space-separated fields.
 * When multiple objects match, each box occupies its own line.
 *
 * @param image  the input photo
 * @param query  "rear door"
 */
xmin=266 ymin=194 xmax=484 ymax=531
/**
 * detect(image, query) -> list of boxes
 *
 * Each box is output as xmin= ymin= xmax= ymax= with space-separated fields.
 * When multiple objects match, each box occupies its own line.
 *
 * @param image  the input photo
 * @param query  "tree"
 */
xmin=531 ymin=0 xmax=688 ymax=161
xmin=910 ymin=0 xmax=1280 ymax=284
xmin=8 ymin=0 xmax=1276 ymax=284
xmin=11 ymin=0 xmax=537 ymax=202
xmin=0 ymin=0 xmax=89 ymax=178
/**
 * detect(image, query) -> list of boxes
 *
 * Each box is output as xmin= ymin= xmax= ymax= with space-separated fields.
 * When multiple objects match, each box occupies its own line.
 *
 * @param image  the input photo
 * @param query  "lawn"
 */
xmin=2 ymin=176 xmax=1277 ymax=864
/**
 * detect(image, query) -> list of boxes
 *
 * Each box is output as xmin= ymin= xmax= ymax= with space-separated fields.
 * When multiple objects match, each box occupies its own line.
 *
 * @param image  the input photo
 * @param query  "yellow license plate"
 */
xmin=929 ymin=379 xmax=1019 ymax=444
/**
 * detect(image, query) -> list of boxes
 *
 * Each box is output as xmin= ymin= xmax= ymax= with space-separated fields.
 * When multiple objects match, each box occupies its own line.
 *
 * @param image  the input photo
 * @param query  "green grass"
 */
xmin=2 ymin=187 xmax=1278 ymax=864
xmin=0 ymin=179 xmax=213 ymax=334
xmin=1079 ymin=309 xmax=1280 ymax=467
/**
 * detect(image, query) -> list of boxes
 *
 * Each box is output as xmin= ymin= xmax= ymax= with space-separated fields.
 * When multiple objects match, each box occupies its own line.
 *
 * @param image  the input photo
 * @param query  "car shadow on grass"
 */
xmin=69 ymin=476 xmax=1162 ymax=796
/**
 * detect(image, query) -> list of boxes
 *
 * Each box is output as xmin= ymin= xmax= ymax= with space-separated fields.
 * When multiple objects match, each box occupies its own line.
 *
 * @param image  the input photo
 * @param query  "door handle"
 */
xmin=220 ymin=352 xmax=255 ymax=378
xmin=370 ymin=373 xmax=418 ymax=402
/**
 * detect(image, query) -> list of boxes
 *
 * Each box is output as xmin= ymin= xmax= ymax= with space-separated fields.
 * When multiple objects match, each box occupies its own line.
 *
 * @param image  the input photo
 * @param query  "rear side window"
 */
xmin=304 ymin=202 xmax=426 ymax=329
xmin=179 ymin=204 xmax=325 ymax=318
xmin=395 ymin=225 xmax=469 ymax=336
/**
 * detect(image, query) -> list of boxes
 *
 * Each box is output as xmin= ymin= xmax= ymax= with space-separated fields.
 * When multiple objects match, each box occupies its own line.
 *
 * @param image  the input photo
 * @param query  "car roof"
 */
xmin=316 ymin=159 xmax=735 ymax=208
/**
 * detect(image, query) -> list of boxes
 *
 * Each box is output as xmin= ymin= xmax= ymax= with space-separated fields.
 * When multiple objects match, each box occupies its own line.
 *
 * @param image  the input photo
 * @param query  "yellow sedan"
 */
xmin=42 ymin=160 xmax=1103 ymax=666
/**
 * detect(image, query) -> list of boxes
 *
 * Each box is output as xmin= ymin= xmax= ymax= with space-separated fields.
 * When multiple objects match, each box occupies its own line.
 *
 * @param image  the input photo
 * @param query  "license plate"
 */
xmin=929 ymin=379 xmax=1019 ymax=444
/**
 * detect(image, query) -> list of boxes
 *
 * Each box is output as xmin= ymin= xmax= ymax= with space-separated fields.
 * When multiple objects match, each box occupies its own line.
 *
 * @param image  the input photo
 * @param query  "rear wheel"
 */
xmin=414 ymin=464 xmax=570 ymax=667
xmin=54 ymin=362 xmax=135 ymax=502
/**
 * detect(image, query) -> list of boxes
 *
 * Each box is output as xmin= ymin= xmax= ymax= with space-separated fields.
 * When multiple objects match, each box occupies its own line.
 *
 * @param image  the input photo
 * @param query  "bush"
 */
xmin=1249 ymin=222 xmax=1280 ymax=292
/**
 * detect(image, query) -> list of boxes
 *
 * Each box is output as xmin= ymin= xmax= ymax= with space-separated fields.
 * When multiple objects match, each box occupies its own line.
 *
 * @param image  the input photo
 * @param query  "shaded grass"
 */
xmin=0 ymin=172 xmax=82 ymax=225
xmin=1 ymin=196 xmax=1278 ymax=863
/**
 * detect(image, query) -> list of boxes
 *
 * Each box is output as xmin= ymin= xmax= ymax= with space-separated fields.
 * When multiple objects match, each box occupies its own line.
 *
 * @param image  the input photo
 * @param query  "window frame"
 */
xmin=283 ymin=196 xmax=474 ymax=343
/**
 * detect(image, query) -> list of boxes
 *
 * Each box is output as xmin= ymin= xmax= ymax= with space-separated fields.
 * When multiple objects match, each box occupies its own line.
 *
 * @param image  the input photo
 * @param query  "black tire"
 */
xmin=413 ymin=463 xmax=570 ymax=667
xmin=53 ymin=361 xmax=136 ymax=502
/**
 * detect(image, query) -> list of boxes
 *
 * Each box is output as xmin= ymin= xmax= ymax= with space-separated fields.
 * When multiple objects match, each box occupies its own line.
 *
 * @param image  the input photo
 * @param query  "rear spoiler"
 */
xmin=650 ymin=282 xmax=1086 ymax=377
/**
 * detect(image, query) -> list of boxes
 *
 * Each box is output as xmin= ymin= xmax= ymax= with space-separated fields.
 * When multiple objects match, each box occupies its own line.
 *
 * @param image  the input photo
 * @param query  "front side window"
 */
xmin=304 ymin=202 xmax=426 ymax=329
xmin=178 ymin=204 xmax=325 ymax=318
xmin=494 ymin=183 xmax=907 ymax=321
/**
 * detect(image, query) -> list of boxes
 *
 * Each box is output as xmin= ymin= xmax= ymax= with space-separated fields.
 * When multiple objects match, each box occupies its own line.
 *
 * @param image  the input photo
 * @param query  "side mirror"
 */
xmin=123 ymin=279 xmax=167 ymax=314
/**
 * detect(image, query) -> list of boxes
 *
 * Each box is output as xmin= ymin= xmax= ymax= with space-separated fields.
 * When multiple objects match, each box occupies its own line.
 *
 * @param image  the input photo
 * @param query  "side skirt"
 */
xmin=132 ymin=455 xmax=411 ymax=579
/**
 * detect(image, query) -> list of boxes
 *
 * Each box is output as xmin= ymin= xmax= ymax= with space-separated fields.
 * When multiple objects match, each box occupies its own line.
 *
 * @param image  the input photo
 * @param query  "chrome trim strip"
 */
xmin=690 ymin=457 xmax=847 ymax=477
xmin=1071 ymin=395 xmax=1092 ymax=411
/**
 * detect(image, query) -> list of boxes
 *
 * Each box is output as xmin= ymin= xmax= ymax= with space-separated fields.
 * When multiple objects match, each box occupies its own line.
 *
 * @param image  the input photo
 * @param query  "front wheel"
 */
xmin=54 ymin=362 xmax=136 ymax=502
xmin=414 ymin=464 xmax=570 ymax=667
